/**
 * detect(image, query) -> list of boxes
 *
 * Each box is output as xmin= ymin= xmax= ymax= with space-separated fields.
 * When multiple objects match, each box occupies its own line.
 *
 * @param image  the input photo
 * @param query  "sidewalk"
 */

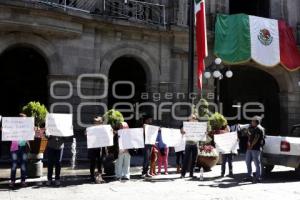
xmin=1 ymin=155 xmax=300 ymax=200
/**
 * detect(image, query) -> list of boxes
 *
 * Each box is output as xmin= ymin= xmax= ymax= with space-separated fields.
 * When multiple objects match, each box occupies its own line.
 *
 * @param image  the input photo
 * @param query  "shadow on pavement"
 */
xmin=197 ymin=170 xmax=300 ymax=189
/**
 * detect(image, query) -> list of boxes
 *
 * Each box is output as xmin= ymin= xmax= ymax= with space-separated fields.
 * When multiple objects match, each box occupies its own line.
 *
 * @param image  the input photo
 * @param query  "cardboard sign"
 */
xmin=183 ymin=122 xmax=207 ymax=141
xmin=118 ymin=128 xmax=144 ymax=149
xmin=144 ymin=124 xmax=160 ymax=145
xmin=2 ymin=117 xmax=35 ymax=141
xmin=86 ymin=125 xmax=114 ymax=148
xmin=46 ymin=113 xmax=73 ymax=137
xmin=214 ymin=132 xmax=239 ymax=154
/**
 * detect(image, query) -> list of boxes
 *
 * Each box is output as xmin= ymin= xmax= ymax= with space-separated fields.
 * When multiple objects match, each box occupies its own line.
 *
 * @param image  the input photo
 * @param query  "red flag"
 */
xmin=195 ymin=0 xmax=208 ymax=89
xmin=279 ymin=20 xmax=300 ymax=71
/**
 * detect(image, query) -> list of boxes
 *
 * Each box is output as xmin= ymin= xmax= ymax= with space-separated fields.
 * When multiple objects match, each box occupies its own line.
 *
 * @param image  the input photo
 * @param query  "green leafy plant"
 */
xmin=208 ymin=112 xmax=227 ymax=131
xmin=103 ymin=109 xmax=124 ymax=130
xmin=22 ymin=101 xmax=48 ymax=127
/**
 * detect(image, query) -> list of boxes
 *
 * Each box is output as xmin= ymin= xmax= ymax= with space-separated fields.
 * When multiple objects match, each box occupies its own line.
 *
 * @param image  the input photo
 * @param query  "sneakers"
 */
xmin=243 ymin=177 xmax=253 ymax=182
xmin=46 ymin=180 xmax=52 ymax=186
xmin=9 ymin=181 xmax=15 ymax=188
xmin=141 ymin=173 xmax=152 ymax=178
xmin=20 ymin=181 xmax=27 ymax=187
xmin=55 ymin=180 xmax=61 ymax=186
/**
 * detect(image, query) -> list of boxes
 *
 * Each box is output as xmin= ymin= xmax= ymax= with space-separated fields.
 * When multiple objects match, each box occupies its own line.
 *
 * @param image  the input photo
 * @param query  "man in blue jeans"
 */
xmin=244 ymin=116 xmax=265 ymax=183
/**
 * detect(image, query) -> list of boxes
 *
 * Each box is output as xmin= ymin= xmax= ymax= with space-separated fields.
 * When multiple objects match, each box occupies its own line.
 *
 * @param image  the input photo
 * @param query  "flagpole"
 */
xmin=188 ymin=0 xmax=195 ymax=102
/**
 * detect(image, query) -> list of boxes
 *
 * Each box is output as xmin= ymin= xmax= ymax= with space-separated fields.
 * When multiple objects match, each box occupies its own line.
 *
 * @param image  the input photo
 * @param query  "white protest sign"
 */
xmin=118 ymin=128 xmax=144 ymax=149
xmin=183 ymin=122 xmax=207 ymax=141
xmin=86 ymin=125 xmax=113 ymax=149
xmin=46 ymin=113 xmax=73 ymax=137
xmin=144 ymin=124 xmax=159 ymax=145
xmin=174 ymin=135 xmax=186 ymax=152
xmin=161 ymin=128 xmax=182 ymax=147
xmin=214 ymin=132 xmax=239 ymax=154
xmin=1 ymin=117 xmax=35 ymax=141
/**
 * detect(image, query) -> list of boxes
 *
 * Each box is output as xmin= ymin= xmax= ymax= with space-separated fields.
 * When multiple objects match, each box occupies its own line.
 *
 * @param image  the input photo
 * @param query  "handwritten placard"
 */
xmin=2 ymin=117 xmax=35 ymax=141
xmin=46 ymin=113 xmax=74 ymax=137
xmin=118 ymin=128 xmax=144 ymax=150
xmin=86 ymin=125 xmax=113 ymax=149
xmin=144 ymin=124 xmax=160 ymax=145
xmin=214 ymin=132 xmax=239 ymax=154
xmin=183 ymin=122 xmax=207 ymax=141
xmin=161 ymin=128 xmax=182 ymax=147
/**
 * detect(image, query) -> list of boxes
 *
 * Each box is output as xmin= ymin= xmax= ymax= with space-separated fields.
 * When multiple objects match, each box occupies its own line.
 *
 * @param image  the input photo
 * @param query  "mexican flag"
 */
xmin=195 ymin=0 xmax=208 ymax=89
xmin=214 ymin=14 xmax=300 ymax=71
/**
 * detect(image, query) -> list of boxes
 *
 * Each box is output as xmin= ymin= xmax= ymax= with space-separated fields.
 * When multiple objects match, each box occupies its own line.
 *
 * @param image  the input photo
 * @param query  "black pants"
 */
xmin=142 ymin=145 xmax=152 ymax=175
xmin=181 ymin=144 xmax=198 ymax=177
xmin=88 ymin=148 xmax=104 ymax=177
xmin=221 ymin=154 xmax=233 ymax=174
xmin=47 ymin=147 xmax=63 ymax=181
xmin=176 ymin=151 xmax=185 ymax=166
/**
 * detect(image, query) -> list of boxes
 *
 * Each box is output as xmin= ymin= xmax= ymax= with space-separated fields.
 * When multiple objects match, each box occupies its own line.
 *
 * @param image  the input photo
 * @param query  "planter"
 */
xmin=197 ymin=155 xmax=219 ymax=171
xmin=29 ymin=137 xmax=48 ymax=154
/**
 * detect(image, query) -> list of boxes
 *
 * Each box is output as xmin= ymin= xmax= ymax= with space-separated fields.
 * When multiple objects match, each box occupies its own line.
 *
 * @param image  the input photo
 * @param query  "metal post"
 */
xmin=188 ymin=0 xmax=195 ymax=102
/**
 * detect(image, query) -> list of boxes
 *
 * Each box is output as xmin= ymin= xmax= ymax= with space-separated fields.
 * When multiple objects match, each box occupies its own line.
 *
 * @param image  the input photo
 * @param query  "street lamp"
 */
xmin=204 ymin=58 xmax=233 ymax=104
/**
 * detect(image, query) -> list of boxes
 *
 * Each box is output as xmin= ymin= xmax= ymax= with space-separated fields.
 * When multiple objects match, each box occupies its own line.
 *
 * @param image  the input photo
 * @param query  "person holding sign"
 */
xmin=8 ymin=113 xmax=31 ymax=188
xmin=115 ymin=122 xmax=131 ymax=181
xmin=87 ymin=116 xmax=107 ymax=183
xmin=180 ymin=114 xmax=199 ymax=178
xmin=215 ymin=124 xmax=235 ymax=177
xmin=141 ymin=115 xmax=153 ymax=178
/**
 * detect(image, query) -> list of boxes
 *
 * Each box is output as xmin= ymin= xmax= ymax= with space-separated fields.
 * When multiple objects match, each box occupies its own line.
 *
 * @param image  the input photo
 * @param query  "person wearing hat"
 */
xmin=87 ymin=116 xmax=106 ymax=183
xmin=244 ymin=116 xmax=265 ymax=183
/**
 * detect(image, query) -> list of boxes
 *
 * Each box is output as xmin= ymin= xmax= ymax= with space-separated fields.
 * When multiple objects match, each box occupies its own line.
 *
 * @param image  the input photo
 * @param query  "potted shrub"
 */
xmin=22 ymin=101 xmax=48 ymax=178
xmin=22 ymin=101 xmax=48 ymax=154
xmin=102 ymin=109 xmax=124 ymax=175
xmin=195 ymin=99 xmax=220 ymax=170
xmin=208 ymin=112 xmax=228 ymax=135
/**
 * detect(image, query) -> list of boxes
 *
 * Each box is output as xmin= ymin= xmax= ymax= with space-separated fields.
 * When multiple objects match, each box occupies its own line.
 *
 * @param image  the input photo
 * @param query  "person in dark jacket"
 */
xmin=244 ymin=116 xmax=265 ymax=183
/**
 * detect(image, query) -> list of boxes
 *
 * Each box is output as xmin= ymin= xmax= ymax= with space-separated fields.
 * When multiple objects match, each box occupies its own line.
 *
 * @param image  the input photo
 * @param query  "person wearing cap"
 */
xmin=87 ymin=116 xmax=106 ymax=183
xmin=244 ymin=116 xmax=265 ymax=183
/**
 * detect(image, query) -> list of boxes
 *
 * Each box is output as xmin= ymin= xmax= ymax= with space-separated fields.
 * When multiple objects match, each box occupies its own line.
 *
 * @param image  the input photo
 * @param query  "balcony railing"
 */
xmin=16 ymin=0 xmax=166 ymax=27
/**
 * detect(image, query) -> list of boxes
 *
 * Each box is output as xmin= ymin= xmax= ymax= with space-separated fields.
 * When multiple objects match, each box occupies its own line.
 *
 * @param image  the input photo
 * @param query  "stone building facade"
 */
xmin=0 ymin=0 xmax=299 ymax=158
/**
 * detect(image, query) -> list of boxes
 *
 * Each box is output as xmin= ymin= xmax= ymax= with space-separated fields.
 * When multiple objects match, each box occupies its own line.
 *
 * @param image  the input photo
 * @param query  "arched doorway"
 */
xmin=108 ymin=57 xmax=147 ymax=127
xmin=220 ymin=66 xmax=280 ymax=135
xmin=0 ymin=46 xmax=49 ymax=116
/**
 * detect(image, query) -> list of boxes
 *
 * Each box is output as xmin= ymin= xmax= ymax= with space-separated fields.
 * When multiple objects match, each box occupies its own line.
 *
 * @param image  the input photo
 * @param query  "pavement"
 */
xmin=1 ymin=155 xmax=300 ymax=200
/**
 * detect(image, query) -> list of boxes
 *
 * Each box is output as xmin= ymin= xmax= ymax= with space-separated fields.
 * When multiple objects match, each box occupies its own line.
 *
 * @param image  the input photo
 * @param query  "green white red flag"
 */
xmin=195 ymin=0 xmax=208 ymax=89
xmin=214 ymin=14 xmax=300 ymax=71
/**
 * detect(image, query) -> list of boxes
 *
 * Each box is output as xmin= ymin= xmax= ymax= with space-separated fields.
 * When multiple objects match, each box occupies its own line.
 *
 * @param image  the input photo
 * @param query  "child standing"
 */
xmin=156 ymin=130 xmax=169 ymax=175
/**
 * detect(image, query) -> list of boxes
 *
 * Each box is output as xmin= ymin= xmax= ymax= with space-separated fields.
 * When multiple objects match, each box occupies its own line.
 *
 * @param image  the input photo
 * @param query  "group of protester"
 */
xmin=2 ymin=112 xmax=265 ymax=188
